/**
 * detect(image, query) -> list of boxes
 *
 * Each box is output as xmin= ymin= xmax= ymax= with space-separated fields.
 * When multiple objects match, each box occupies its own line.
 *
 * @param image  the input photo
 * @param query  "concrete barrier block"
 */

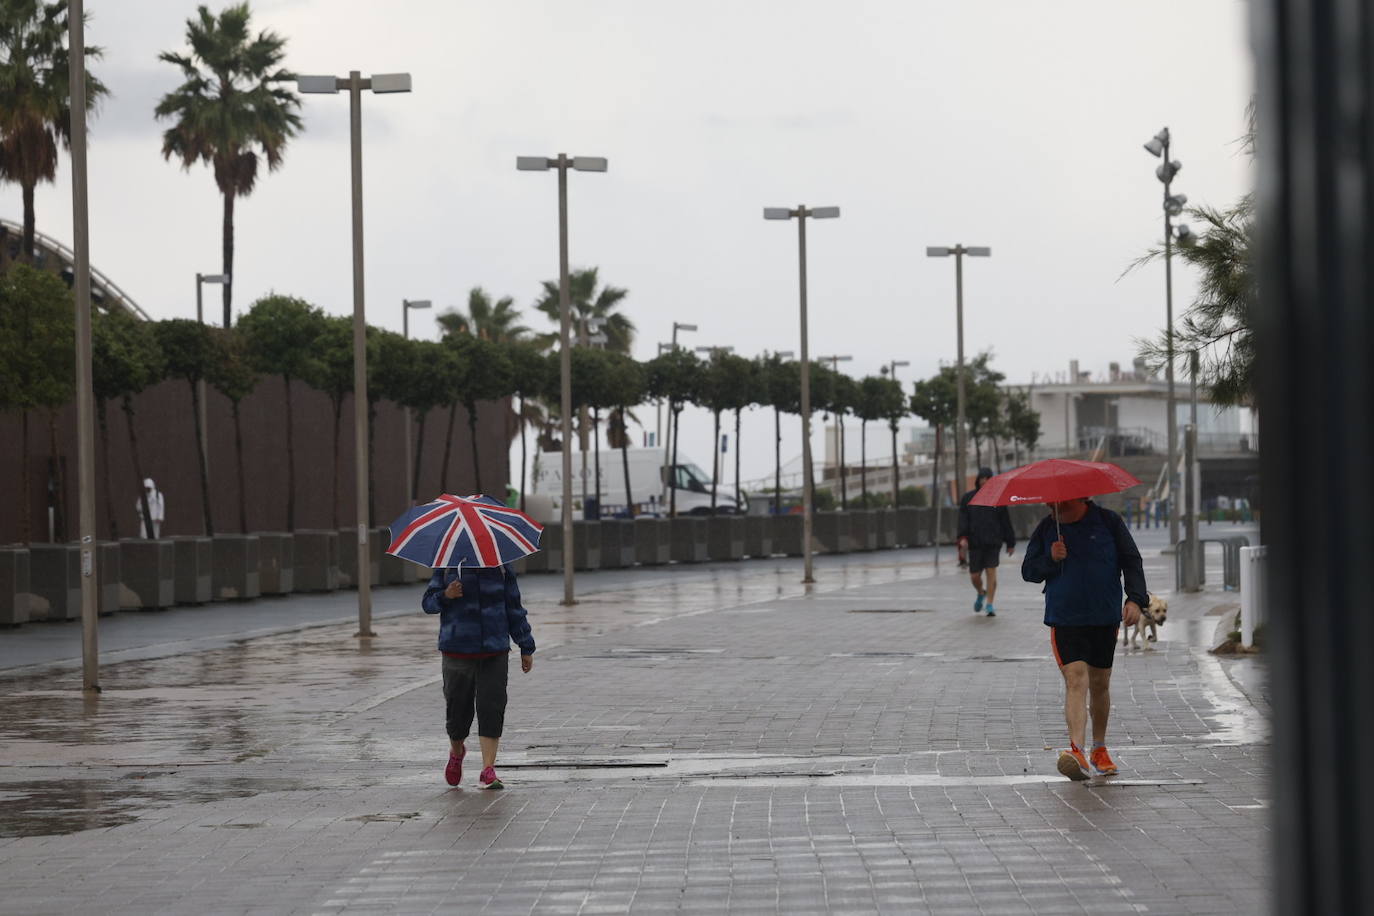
xmin=573 ymin=520 xmax=602 ymax=571
xmin=599 ymin=519 xmax=636 ymax=569
xmin=336 ymin=527 xmax=383 ymax=589
xmin=119 ymin=539 xmax=175 ymax=611
xmin=850 ymin=510 xmax=877 ymax=551
xmin=293 ymin=529 xmax=339 ymax=592
xmin=814 ymin=512 xmax=853 ymax=553
xmin=634 ymin=518 xmax=671 ymax=566
xmin=171 ymin=536 xmax=212 ymax=605
xmin=28 ymin=543 xmax=80 ymax=621
xmin=707 ymin=516 xmax=745 ymax=561
xmin=0 ymin=547 xmax=30 ymax=626
xmin=95 ymin=542 xmax=120 ymax=615
xmin=255 ymin=532 xmax=294 ymax=595
xmin=873 ymin=509 xmax=896 ymax=549
xmin=895 ymin=508 xmax=921 ymax=547
xmin=744 ymin=516 xmax=774 ymax=559
xmin=670 ymin=517 xmax=708 ymax=563
xmin=524 ymin=523 xmax=563 ymax=573
xmin=212 ymin=534 xmax=261 ymax=601
xmin=772 ymin=514 xmax=804 ymax=556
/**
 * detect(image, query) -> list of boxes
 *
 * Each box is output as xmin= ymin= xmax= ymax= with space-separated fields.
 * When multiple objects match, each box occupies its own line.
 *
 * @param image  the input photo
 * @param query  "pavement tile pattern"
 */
xmin=0 ymin=532 xmax=1269 ymax=914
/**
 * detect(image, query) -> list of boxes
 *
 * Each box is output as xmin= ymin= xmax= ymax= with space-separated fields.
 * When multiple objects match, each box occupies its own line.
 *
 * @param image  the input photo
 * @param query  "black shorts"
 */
xmin=1050 ymin=626 xmax=1119 ymax=669
xmin=967 ymin=544 xmax=1002 ymax=573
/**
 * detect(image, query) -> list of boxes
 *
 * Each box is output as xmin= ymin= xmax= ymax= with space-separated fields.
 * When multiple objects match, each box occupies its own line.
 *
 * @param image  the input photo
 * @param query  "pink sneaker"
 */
xmin=445 ymin=745 xmax=465 ymax=786
xmin=479 ymin=765 xmax=503 ymax=790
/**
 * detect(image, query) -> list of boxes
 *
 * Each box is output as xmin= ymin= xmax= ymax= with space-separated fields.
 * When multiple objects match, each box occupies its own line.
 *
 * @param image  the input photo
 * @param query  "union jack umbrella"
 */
xmin=385 ymin=494 xmax=543 ymax=569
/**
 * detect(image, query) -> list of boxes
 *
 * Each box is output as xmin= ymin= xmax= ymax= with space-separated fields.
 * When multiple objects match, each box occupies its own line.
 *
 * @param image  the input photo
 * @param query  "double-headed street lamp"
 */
xmin=882 ymin=360 xmax=910 ymax=509
xmin=764 ymin=204 xmax=840 ymax=584
xmin=298 ymin=69 xmax=413 ymax=637
xmin=926 ymin=244 xmax=991 ymax=503
xmin=401 ymin=299 xmax=431 ymax=505
xmin=1143 ymin=127 xmax=1192 ymax=546
xmin=194 ymin=272 xmax=229 ymax=487
xmin=816 ymin=354 xmax=853 ymax=508
xmin=517 ymin=154 xmax=608 ymax=606
xmin=660 ymin=322 xmax=697 ymax=511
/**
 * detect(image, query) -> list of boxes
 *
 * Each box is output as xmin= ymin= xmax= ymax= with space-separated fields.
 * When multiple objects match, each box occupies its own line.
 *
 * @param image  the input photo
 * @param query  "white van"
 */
xmin=526 ymin=447 xmax=745 ymax=518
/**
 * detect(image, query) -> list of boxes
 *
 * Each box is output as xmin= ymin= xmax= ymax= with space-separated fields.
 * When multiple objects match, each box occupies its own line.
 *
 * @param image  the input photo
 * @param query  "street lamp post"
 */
xmin=298 ymin=70 xmax=413 ymax=638
xmin=517 ymin=154 xmax=608 ymax=606
xmin=817 ymin=354 xmax=853 ymax=508
xmin=1143 ymin=127 xmax=1192 ymax=546
xmin=927 ymin=245 xmax=991 ymax=505
xmin=883 ymin=360 xmax=910 ymax=509
xmin=765 ymin=204 xmax=840 ymax=584
xmin=401 ymin=299 xmax=431 ymax=505
xmin=68 ymin=0 xmax=98 ymax=691
xmin=195 ymin=272 xmax=229 ymax=486
xmin=661 ymin=322 xmax=697 ymax=513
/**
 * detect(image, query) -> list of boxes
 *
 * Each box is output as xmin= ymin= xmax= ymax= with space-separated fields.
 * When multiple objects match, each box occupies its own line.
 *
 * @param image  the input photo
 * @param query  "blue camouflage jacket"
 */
xmin=421 ymin=566 xmax=536 ymax=656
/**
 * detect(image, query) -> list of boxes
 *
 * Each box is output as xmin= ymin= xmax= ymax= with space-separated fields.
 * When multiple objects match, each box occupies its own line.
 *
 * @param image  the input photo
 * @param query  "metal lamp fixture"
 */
xmin=297 ymin=69 xmax=413 ymax=637
xmin=762 ymin=204 xmax=840 ymax=584
xmin=516 ymin=153 xmax=608 ymax=606
xmin=1142 ymin=125 xmax=1186 ymax=546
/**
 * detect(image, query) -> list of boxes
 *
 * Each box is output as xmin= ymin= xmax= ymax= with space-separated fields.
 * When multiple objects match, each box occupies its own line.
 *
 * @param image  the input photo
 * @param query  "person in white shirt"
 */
xmin=136 ymin=478 xmax=165 ymax=538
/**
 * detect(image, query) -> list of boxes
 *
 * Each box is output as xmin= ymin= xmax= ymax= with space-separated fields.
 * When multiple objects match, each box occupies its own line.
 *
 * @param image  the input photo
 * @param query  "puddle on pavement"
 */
xmin=0 ymin=773 xmax=305 ymax=837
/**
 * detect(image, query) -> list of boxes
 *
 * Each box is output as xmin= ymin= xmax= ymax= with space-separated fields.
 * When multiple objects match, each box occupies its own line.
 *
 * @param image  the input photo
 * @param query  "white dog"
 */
xmin=1123 ymin=593 xmax=1169 ymax=650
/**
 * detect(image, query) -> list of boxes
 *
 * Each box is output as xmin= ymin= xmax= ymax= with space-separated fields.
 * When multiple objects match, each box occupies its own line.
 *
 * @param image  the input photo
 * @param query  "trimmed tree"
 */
xmin=645 ymin=347 xmax=702 ymax=516
xmin=910 ymin=367 xmax=958 ymax=544
xmin=0 ymin=264 xmax=73 ymax=542
xmin=237 ymin=294 xmax=325 ymax=531
xmin=205 ymin=326 xmax=257 ymax=533
xmin=602 ymin=351 xmax=647 ymax=517
xmin=153 ymin=318 xmax=219 ymax=536
xmin=760 ymin=355 xmax=801 ymax=514
xmin=699 ymin=352 xmax=756 ymax=512
xmin=856 ymin=375 xmax=904 ymax=507
xmin=303 ymin=315 xmax=355 ymax=527
xmin=92 ymin=307 xmax=164 ymax=538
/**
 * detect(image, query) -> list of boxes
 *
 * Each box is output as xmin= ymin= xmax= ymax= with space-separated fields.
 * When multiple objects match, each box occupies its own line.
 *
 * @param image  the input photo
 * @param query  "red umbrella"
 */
xmin=969 ymin=459 xmax=1141 ymax=508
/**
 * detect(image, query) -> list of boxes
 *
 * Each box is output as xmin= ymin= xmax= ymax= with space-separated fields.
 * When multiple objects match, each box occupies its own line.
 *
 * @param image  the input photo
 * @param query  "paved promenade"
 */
xmin=0 ymin=528 xmax=1268 ymax=914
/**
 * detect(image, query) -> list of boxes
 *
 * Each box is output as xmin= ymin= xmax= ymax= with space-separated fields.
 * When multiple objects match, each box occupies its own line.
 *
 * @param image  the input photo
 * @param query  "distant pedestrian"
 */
xmin=135 ymin=478 xmax=164 ymax=538
xmin=957 ymin=467 xmax=1016 ymax=617
xmin=422 ymin=565 xmax=536 ymax=790
xmin=1022 ymin=497 xmax=1147 ymax=780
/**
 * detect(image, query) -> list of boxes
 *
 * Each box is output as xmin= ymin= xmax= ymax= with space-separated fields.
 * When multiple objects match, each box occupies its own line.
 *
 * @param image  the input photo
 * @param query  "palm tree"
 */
xmin=0 ymin=0 xmax=107 ymax=260
xmin=155 ymin=3 xmax=301 ymax=327
xmin=436 ymin=287 xmax=528 ymax=341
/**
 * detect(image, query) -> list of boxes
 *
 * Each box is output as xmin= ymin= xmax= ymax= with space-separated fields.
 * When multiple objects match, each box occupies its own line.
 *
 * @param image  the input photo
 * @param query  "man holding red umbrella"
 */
xmin=972 ymin=459 xmax=1147 ymax=780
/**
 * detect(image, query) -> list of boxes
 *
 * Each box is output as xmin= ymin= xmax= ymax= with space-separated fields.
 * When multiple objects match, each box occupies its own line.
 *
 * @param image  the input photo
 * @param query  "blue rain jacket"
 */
xmin=1021 ymin=502 xmax=1149 ymax=627
xmin=421 ymin=565 xmax=536 ymax=655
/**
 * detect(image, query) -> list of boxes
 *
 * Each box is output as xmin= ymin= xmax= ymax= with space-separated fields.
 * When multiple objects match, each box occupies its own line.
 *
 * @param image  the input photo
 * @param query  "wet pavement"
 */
xmin=0 ymin=528 xmax=1269 ymax=914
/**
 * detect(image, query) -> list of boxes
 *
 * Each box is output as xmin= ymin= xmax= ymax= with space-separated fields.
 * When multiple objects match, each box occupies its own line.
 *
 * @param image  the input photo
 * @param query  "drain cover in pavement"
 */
xmin=847 ymin=608 xmax=936 ymax=614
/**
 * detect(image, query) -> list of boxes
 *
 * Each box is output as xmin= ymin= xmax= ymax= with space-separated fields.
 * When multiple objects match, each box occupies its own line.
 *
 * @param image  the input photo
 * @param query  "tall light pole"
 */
xmin=298 ymin=70 xmax=413 ymax=637
xmin=654 ymin=341 xmax=671 ymax=451
xmin=68 ymin=0 xmax=98 ymax=691
xmin=517 ymin=154 xmax=607 ymax=606
xmin=661 ymin=321 xmax=697 ymax=512
xmin=1143 ymin=127 xmax=1192 ymax=546
xmin=401 ymin=299 xmax=431 ymax=506
xmin=765 ymin=204 xmax=840 ymax=584
xmin=926 ymin=245 xmax=990 ymax=500
xmin=195 ymin=272 xmax=229 ymax=484
xmin=882 ymin=360 xmax=910 ymax=509
xmin=816 ymin=354 xmax=853 ymax=508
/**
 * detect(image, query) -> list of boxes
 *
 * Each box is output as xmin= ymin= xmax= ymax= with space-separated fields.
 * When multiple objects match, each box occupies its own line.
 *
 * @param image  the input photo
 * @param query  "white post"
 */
xmin=1239 ymin=545 xmax=1266 ymax=648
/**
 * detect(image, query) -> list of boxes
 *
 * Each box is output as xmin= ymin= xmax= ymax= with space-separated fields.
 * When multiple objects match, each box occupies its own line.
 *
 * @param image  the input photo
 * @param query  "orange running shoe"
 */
xmin=1090 ymin=746 xmax=1119 ymax=776
xmin=1057 ymin=745 xmax=1091 ymax=781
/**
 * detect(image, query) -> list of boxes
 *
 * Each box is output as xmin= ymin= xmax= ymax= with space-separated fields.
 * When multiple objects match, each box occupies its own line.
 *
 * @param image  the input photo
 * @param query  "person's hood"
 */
xmin=143 ymin=478 xmax=155 ymax=489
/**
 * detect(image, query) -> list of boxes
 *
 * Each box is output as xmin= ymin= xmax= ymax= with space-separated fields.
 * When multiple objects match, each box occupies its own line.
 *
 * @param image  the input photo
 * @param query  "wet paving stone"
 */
xmin=0 ymin=537 xmax=1269 ymax=913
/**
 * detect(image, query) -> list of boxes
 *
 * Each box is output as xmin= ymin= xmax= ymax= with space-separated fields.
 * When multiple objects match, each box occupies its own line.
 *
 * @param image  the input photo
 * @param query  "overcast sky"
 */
xmin=2 ymin=0 xmax=1254 ymax=486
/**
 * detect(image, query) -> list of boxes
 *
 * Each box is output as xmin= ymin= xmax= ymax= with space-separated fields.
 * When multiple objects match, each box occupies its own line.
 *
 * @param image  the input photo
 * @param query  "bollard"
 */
xmin=1239 ymin=545 xmax=1267 ymax=648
